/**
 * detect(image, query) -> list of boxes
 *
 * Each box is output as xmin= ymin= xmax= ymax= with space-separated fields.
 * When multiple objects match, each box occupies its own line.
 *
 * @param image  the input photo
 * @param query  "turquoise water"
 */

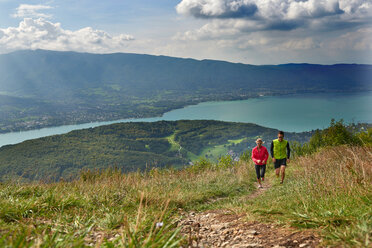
xmin=0 ymin=92 xmax=371 ymax=147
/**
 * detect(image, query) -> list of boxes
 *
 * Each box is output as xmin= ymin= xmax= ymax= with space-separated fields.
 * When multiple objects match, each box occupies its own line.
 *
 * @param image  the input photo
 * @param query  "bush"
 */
xmin=320 ymin=119 xmax=361 ymax=146
xmin=356 ymin=127 xmax=372 ymax=146
xmin=187 ymin=157 xmax=214 ymax=172
xmin=293 ymin=119 xmax=367 ymax=156
xmin=239 ymin=150 xmax=251 ymax=162
xmin=218 ymin=155 xmax=235 ymax=168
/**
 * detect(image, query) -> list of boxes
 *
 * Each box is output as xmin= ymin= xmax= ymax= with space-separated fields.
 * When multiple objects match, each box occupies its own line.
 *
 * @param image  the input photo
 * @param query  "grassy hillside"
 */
xmin=0 ymin=120 xmax=312 ymax=182
xmin=0 ymin=160 xmax=256 ymax=247
xmin=1 ymin=50 xmax=371 ymax=132
xmin=243 ymin=146 xmax=372 ymax=247
xmin=0 ymin=145 xmax=370 ymax=247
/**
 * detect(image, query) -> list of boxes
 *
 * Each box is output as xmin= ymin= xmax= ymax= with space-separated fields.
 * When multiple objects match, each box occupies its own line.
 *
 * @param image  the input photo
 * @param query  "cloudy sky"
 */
xmin=0 ymin=0 xmax=371 ymax=64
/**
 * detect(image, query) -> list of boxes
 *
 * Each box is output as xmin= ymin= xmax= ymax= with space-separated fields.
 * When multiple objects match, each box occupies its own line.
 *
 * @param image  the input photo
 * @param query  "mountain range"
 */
xmin=0 ymin=49 xmax=371 ymax=132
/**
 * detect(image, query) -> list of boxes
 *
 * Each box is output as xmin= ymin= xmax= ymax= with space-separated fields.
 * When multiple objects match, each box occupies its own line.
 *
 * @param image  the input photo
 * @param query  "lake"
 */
xmin=0 ymin=91 xmax=371 ymax=147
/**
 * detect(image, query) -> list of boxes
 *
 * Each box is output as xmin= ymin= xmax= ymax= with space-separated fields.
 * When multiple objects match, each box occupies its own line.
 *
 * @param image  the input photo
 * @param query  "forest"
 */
xmin=0 ymin=120 xmax=313 ymax=182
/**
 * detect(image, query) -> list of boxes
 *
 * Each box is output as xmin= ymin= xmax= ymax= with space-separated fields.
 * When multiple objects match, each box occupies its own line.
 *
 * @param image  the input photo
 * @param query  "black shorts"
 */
xmin=254 ymin=164 xmax=266 ymax=179
xmin=274 ymin=158 xmax=287 ymax=169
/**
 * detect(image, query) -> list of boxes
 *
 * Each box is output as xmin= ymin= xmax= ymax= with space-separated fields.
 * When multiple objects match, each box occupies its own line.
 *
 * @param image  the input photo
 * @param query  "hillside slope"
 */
xmin=0 ymin=120 xmax=312 ymax=182
xmin=0 ymin=145 xmax=370 ymax=247
xmin=2 ymin=50 xmax=371 ymax=98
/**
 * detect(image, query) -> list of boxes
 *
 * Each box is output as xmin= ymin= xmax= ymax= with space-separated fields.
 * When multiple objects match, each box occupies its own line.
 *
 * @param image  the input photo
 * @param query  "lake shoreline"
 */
xmin=1 ymin=89 xmax=369 ymax=135
xmin=0 ymin=90 xmax=371 ymax=147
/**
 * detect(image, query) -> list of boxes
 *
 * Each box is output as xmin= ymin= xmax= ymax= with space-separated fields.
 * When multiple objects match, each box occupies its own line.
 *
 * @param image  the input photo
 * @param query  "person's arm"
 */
xmin=251 ymin=149 xmax=257 ymax=164
xmin=263 ymin=147 xmax=269 ymax=164
xmin=270 ymin=141 xmax=274 ymax=157
xmin=287 ymin=142 xmax=291 ymax=159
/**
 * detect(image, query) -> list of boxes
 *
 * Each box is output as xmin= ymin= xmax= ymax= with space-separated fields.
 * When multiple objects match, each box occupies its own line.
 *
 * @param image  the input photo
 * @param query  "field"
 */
xmin=0 ymin=145 xmax=371 ymax=247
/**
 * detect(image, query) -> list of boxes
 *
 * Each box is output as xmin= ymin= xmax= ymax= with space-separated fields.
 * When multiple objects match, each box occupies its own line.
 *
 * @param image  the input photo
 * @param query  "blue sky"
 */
xmin=0 ymin=0 xmax=371 ymax=64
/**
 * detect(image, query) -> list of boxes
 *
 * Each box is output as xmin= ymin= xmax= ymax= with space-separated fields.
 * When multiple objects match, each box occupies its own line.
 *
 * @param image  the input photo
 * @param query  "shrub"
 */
xmin=356 ymin=128 xmax=372 ymax=146
xmin=293 ymin=119 xmax=367 ymax=156
xmin=218 ymin=155 xmax=235 ymax=168
xmin=239 ymin=150 xmax=251 ymax=162
xmin=320 ymin=119 xmax=361 ymax=146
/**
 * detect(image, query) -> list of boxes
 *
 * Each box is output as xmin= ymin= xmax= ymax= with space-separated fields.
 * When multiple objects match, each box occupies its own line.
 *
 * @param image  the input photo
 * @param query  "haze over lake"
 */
xmin=0 ymin=91 xmax=371 ymax=147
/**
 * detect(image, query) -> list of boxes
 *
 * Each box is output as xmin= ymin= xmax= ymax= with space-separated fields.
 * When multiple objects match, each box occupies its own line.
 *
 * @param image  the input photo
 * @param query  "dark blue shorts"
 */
xmin=274 ymin=158 xmax=287 ymax=169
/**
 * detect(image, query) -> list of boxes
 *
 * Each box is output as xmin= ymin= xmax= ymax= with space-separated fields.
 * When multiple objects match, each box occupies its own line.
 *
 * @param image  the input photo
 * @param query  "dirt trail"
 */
xmin=179 ymin=183 xmax=321 ymax=248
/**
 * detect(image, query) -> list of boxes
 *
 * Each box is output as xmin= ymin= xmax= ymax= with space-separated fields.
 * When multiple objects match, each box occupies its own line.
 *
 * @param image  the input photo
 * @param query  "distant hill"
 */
xmin=0 ymin=49 xmax=371 ymax=133
xmin=0 ymin=120 xmax=312 ymax=182
xmin=1 ymin=50 xmax=371 ymax=98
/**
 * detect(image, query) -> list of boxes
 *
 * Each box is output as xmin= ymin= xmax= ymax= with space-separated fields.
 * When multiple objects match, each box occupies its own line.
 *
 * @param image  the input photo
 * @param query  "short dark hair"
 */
xmin=278 ymin=131 xmax=284 ymax=136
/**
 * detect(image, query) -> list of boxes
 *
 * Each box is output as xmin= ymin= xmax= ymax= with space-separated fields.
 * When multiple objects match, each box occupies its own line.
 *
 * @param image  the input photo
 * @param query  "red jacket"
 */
xmin=251 ymin=146 xmax=269 ymax=165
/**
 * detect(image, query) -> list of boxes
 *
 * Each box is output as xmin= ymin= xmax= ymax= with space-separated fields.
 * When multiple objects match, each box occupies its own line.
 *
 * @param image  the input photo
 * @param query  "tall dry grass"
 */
xmin=296 ymin=145 xmax=372 ymax=197
xmin=0 ymin=161 xmax=255 ymax=247
xmin=245 ymin=145 xmax=372 ymax=247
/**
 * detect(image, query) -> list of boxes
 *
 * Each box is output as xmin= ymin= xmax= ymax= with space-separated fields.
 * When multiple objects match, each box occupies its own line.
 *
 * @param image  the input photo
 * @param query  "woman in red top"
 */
xmin=251 ymin=138 xmax=269 ymax=188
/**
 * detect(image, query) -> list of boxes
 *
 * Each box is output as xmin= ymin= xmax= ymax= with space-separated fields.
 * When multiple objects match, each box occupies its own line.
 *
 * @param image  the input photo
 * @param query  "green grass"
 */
xmin=228 ymin=138 xmax=245 ymax=144
xmin=199 ymin=144 xmax=229 ymax=161
xmin=0 ymin=145 xmax=370 ymax=247
xmin=0 ymin=162 xmax=255 ymax=247
xmin=234 ymin=146 xmax=372 ymax=247
xmin=165 ymin=133 xmax=242 ymax=162
xmin=166 ymin=133 xmax=199 ymax=161
xmin=199 ymin=138 xmax=245 ymax=162
xmin=167 ymin=134 xmax=246 ymax=163
xmin=166 ymin=134 xmax=179 ymax=151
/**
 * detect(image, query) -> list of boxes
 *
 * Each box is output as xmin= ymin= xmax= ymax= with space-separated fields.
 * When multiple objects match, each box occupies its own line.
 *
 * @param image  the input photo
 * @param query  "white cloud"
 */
xmin=12 ymin=4 xmax=53 ymax=19
xmin=267 ymin=37 xmax=320 ymax=51
xmin=176 ymin=0 xmax=372 ymax=31
xmin=176 ymin=0 xmax=258 ymax=19
xmin=0 ymin=18 xmax=134 ymax=53
xmin=174 ymin=20 xmax=240 ymax=40
xmin=216 ymin=36 xmax=269 ymax=49
xmin=213 ymin=33 xmax=319 ymax=51
xmin=327 ymin=27 xmax=372 ymax=51
xmin=171 ymin=20 xmax=371 ymax=64
xmin=174 ymin=0 xmax=372 ymax=59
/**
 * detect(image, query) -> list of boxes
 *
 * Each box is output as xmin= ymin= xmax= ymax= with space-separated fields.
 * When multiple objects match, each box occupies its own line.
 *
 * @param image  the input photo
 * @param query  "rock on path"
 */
xmin=179 ymin=210 xmax=320 ymax=248
xmin=179 ymin=182 xmax=321 ymax=248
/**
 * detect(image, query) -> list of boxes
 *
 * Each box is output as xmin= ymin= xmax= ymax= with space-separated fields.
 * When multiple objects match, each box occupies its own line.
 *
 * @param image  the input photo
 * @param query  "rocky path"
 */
xmin=179 ymin=184 xmax=321 ymax=248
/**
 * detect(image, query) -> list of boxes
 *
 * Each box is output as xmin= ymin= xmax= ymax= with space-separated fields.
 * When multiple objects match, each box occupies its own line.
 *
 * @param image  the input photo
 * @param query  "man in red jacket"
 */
xmin=251 ymin=138 xmax=269 ymax=188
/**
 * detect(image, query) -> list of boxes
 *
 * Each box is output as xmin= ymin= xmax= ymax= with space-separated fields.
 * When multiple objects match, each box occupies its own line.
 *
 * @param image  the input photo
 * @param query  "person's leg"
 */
xmin=280 ymin=165 xmax=286 ymax=183
xmin=261 ymin=164 xmax=266 ymax=181
xmin=255 ymin=164 xmax=262 ymax=187
xmin=275 ymin=160 xmax=280 ymax=178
